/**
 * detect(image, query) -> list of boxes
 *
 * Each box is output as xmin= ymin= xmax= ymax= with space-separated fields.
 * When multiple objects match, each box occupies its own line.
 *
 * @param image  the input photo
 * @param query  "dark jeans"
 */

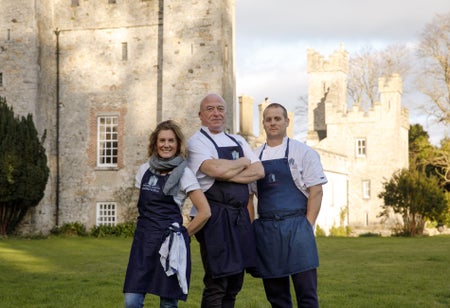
xmin=200 ymin=271 xmax=245 ymax=308
xmin=262 ymin=269 xmax=318 ymax=308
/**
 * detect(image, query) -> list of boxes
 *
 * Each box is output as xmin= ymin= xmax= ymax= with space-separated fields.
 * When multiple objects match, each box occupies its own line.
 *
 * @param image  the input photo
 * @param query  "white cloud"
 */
xmin=235 ymin=0 xmax=450 ymax=145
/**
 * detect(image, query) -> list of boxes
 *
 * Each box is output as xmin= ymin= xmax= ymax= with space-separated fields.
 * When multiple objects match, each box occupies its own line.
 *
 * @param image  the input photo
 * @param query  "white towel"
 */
xmin=159 ymin=222 xmax=188 ymax=294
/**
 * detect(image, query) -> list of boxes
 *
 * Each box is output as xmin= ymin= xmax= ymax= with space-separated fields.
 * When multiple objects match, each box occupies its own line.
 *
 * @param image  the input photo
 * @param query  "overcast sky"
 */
xmin=235 ymin=0 xmax=450 ymax=145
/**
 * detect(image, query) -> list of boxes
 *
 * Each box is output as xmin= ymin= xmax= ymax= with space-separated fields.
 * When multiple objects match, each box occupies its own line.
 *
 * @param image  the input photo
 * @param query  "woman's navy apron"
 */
xmin=253 ymin=139 xmax=318 ymax=278
xmin=195 ymin=129 xmax=257 ymax=278
xmin=123 ymin=169 xmax=191 ymax=301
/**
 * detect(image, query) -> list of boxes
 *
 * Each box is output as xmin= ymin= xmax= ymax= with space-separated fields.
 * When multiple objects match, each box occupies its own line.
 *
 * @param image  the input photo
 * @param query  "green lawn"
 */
xmin=0 ymin=236 xmax=449 ymax=307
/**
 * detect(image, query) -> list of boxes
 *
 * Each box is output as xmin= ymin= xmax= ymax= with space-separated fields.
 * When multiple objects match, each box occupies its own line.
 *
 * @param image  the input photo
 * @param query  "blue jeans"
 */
xmin=124 ymin=293 xmax=178 ymax=308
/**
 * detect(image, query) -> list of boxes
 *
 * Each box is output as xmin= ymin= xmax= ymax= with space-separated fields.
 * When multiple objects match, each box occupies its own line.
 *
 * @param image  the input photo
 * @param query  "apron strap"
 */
xmin=200 ymin=128 xmax=241 ymax=148
xmin=259 ymin=138 xmax=290 ymax=159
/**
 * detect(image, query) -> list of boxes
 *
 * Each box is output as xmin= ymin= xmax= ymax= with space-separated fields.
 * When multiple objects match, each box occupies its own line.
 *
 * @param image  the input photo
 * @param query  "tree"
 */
xmin=378 ymin=169 xmax=447 ymax=236
xmin=424 ymin=138 xmax=450 ymax=190
xmin=294 ymin=95 xmax=308 ymax=141
xmin=348 ymin=44 xmax=412 ymax=109
xmin=408 ymin=124 xmax=449 ymax=228
xmin=416 ymin=12 xmax=450 ymax=125
xmin=0 ymin=97 xmax=49 ymax=235
xmin=409 ymin=124 xmax=435 ymax=169
xmin=409 ymin=124 xmax=450 ymax=190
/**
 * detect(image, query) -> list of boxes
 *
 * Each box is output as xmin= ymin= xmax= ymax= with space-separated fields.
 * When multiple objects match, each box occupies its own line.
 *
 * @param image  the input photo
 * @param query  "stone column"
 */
xmin=239 ymin=95 xmax=254 ymax=136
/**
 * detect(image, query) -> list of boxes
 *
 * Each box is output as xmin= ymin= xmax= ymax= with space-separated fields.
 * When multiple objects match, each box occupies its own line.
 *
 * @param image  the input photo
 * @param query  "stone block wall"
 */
xmin=1 ymin=0 xmax=234 ymax=234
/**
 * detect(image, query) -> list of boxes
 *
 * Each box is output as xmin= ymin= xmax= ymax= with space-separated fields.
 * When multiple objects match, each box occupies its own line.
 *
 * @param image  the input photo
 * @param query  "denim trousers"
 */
xmin=124 ymin=293 xmax=178 ymax=308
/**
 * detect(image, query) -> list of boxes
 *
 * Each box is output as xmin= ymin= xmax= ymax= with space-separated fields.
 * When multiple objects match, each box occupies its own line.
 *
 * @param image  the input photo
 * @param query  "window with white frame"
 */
xmin=356 ymin=138 xmax=366 ymax=157
xmin=96 ymin=202 xmax=117 ymax=226
xmin=362 ymin=180 xmax=371 ymax=199
xmin=97 ymin=116 xmax=118 ymax=167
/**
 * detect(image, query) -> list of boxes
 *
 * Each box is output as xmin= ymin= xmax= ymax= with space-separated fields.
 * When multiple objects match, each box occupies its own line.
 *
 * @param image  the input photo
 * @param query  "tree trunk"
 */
xmin=0 ymin=203 xmax=28 ymax=236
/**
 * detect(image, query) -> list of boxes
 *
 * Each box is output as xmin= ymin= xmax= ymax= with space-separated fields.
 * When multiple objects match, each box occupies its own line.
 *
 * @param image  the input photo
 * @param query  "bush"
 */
xmin=0 ymin=97 xmax=49 ymax=235
xmin=50 ymin=221 xmax=136 ymax=238
xmin=51 ymin=222 xmax=88 ymax=236
xmin=90 ymin=221 xmax=136 ymax=238
xmin=359 ymin=232 xmax=381 ymax=237
xmin=329 ymin=225 xmax=351 ymax=237
xmin=315 ymin=224 xmax=326 ymax=237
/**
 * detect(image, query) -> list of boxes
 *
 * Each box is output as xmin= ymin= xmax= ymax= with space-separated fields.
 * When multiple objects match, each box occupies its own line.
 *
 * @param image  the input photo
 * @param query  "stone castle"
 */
xmin=1 ymin=2 xmax=409 ymax=235
xmin=240 ymin=45 xmax=409 ymax=234
xmin=1 ymin=0 xmax=235 ymax=234
xmin=306 ymin=45 xmax=409 ymax=233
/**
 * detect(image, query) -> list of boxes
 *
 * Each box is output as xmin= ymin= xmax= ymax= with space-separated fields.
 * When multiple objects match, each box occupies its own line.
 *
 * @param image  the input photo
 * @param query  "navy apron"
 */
xmin=195 ymin=129 xmax=257 ymax=278
xmin=123 ymin=169 xmax=191 ymax=301
xmin=253 ymin=139 xmax=318 ymax=278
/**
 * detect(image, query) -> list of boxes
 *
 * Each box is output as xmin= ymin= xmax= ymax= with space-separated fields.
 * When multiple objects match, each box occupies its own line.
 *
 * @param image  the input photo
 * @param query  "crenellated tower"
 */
xmin=306 ymin=44 xmax=348 ymax=145
xmin=305 ymin=46 xmax=409 ymax=233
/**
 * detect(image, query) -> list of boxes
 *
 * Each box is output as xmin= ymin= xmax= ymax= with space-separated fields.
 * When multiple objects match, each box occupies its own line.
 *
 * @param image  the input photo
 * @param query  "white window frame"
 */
xmin=96 ymin=202 xmax=117 ymax=226
xmin=97 ymin=116 xmax=118 ymax=167
xmin=356 ymin=138 xmax=366 ymax=157
xmin=362 ymin=180 xmax=371 ymax=199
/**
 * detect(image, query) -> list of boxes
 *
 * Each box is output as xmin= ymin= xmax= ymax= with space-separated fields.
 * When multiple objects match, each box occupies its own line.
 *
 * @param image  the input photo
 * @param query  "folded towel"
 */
xmin=159 ymin=222 xmax=188 ymax=294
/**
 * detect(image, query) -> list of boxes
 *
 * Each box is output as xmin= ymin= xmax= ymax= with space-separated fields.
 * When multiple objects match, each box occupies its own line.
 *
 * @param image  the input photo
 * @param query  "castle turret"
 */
xmin=378 ymin=73 xmax=402 ymax=111
xmin=239 ymin=95 xmax=254 ymax=137
xmin=306 ymin=44 xmax=348 ymax=144
xmin=304 ymin=45 xmax=409 ymax=234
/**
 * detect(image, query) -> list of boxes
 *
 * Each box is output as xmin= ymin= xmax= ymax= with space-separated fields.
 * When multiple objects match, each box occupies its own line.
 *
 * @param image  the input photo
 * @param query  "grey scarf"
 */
xmin=148 ymin=155 xmax=187 ymax=196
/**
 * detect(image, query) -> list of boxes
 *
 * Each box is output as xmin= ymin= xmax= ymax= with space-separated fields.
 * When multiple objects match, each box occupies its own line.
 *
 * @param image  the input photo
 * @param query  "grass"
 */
xmin=0 ymin=236 xmax=449 ymax=307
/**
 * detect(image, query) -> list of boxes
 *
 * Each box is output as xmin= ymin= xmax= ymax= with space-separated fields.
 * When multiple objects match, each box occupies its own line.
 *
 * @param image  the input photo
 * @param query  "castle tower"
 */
xmin=1 ymin=0 xmax=236 ymax=234
xmin=376 ymin=74 xmax=409 ymax=170
xmin=0 ymin=0 xmax=40 ymax=118
xmin=304 ymin=46 xmax=409 ymax=234
xmin=239 ymin=95 xmax=254 ymax=137
xmin=306 ymin=44 xmax=348 ymax=145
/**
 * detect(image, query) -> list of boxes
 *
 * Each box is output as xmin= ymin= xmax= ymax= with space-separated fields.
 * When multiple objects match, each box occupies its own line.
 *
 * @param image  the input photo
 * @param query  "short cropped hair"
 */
xmin=263 ymin=103 xmax=288 ymax=119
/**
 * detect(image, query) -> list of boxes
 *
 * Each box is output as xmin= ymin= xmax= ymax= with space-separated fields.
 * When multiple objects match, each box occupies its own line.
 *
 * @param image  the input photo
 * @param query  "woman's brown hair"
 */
xmin=147 ymin=120 xmax=187 ymax=158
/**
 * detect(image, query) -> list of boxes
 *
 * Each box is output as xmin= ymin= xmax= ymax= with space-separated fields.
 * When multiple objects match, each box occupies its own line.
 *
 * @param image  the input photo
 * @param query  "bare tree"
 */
xmin=348 ymin=45 xmax=381 ymax=108
xmin=294 ymin=95 xmax=308 ymax=141
xmin=348 ymin=44 xmax=412 ymax=110
xmin=416 ymin=12 xmax=450 ymax=125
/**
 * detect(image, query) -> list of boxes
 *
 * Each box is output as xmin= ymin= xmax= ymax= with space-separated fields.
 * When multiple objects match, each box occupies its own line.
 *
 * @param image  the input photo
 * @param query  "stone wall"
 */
xmin=306 ymin=46 xmax=409 ymax=232
xmin=1 ymin=0 xmax=234 ymax=234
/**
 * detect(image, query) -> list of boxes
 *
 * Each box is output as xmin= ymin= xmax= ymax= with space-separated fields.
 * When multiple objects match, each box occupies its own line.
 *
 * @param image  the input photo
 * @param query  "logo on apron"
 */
xmin=142 ymin=175 xmax=160 ymax=192
xmin=231 ymin=150 xmax=240 ymax=160
xmin=267 ymin=173 xmax=277 ymax=183
xmin=148 ymin=175 xmax=158 ymax=186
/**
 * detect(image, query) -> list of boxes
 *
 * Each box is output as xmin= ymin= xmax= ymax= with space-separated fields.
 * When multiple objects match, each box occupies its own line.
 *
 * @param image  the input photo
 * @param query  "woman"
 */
xmin=123 ymin=120 xmax=211 ymax=308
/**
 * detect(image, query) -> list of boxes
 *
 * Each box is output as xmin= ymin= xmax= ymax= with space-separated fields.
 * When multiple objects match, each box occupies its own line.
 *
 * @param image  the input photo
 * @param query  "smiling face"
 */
xmin=156 ymin=129 xmax=178 ymax=159
xmin=262 ymin=105 xmax=289 ymax=145
xmin=199 ymin=94 xmax=226 ymax=134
